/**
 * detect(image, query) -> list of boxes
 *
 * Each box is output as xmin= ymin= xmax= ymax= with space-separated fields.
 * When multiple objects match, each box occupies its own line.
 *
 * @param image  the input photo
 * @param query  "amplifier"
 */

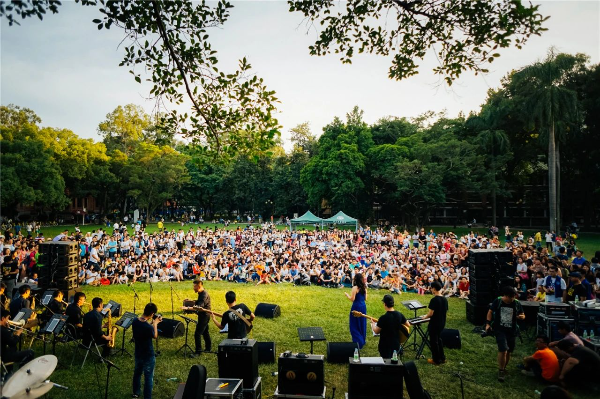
xmin=582 ymin=338 xmax=600 ymax=355
xmin=570 ymin=303 xmax=600 ymax=322
xmin=57 ymin=276 xmax=78 ymax=290
xmin=39 ymin=241 xmax=78 ymax=255
xmin=470 ymin=278 xmax=493 ymax=292
xmin=539 ymin=302 xmax=571 ymax=318
xmin=157 ymin=318 xmax=184 ymax=338
xmin=468 ymin=266 xmax=493 ymax=279
xmin=54 ymin=265 xmax=78 ymax=279
xmin=278 ymin=353 xmax=324 ymax=396
xmin=205 ymin=378 xmax=243 ymax=399
xmin=327 ymin=342 xmax=359 ymax=364
xmin=466 ymin=300 xmax=489 ymax=325
xmin=218 ymin=339 xmax=259 ymax=389
xmin=520 ymin=301 xmax=540 ymax=326
xmin=537 ymin=314 xmax=575 ymax=341
xmin=348 ymin=359 xmax=403 ymax=399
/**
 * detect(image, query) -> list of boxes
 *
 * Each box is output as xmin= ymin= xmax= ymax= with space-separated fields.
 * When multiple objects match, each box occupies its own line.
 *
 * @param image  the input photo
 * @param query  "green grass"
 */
xmin=26 ymin=282 xmax=596 ymax=399
xmin=21 ymin=222 xmax=600 ymax=260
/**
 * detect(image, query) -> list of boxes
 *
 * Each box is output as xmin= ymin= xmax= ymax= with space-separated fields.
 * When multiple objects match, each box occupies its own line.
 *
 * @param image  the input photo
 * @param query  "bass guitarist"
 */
xmin=211 ymin=291 xmax=254 ymax=339
xmin=371 ymin=294 xmax=410 ymax=358
xmin=182 ymin=279 xmax=212 ymax=356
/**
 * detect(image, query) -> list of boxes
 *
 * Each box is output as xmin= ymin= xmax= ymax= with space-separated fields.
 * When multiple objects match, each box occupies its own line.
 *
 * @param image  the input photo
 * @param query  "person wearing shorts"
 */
xmin=485 ymin=286 xmax=525 ymax=382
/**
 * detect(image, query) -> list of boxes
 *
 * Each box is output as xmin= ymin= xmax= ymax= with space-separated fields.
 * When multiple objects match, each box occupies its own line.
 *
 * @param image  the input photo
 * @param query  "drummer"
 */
xmin=0 ymin=308 xmax=35 ymax=367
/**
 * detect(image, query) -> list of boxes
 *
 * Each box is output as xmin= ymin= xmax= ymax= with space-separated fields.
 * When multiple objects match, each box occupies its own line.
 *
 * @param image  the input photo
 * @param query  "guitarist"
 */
xmin=211 ymin=291 xmax=254 ymax=339
xmin=183 ymin=279 xmax=212 ymax=356
xmin=371 ymin=294 xmax=410 ymax=359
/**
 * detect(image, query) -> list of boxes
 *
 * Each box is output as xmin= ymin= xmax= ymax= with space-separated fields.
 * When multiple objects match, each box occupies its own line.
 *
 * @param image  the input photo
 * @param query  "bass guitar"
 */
xmin=351 ymin=310 xmax=410 ymax=344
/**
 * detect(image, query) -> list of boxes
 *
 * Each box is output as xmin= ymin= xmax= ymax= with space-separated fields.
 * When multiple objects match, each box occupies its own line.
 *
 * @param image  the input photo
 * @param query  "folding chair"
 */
xmin=75 ymin=335 xmax=104 ymax=369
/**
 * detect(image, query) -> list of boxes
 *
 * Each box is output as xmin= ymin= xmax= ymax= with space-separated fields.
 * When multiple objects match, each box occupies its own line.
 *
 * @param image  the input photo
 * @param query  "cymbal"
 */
xmin=6 ymin=380 xmax=54 ymax=399
xmin=1 ymin=356 xmax=57 ymax=398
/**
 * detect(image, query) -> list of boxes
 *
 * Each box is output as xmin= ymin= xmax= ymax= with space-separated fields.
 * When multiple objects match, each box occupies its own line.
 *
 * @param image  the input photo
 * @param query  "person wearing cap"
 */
xmin=371 ymin=294 xmax=409 ymax=358
xmin=562 ymin=272 xmax=589 ymax=302
xmin=485 ymin=286 xmax=525 ymax=382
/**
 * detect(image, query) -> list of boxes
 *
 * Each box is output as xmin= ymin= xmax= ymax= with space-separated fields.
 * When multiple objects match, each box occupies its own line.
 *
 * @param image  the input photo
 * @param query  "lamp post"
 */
xmin=265 ymin=200 xmax=274 ymax=223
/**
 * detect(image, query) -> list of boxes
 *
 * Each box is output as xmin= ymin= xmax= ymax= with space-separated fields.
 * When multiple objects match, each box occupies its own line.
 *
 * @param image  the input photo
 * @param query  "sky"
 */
xmin=1 ymin=1 xmax=599 ymax=149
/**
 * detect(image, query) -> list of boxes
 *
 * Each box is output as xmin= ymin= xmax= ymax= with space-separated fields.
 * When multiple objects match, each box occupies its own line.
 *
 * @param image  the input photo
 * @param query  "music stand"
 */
xmin=115 ymin=312 xmax=137 ymax=357
xmin=101 ymin=300 xmax=122 ymax=318
xmin=297 ymin=327 xmax=325 ymax=354
xmin=176 ymin=314 xmax=197 ymax=358
xmin=402 ymin=300 xmax=426 ymax=351
xmin=41 ymin=289 xmax=58 ymax=306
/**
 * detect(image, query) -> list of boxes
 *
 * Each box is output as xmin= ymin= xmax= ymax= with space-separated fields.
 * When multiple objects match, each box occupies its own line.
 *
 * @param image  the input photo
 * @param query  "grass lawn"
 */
xmin=29 ymin=282 xmax=596 ymax=399
xmin=27 ymin=223 xmax=600 ymax=260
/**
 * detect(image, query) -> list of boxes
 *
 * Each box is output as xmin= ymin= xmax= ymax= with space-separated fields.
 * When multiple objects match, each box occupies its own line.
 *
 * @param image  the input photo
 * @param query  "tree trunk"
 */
xmin=556 ymin=141 xmax=561 ymax=234
xmin=492 ymin=186 xmax=497 ymax=227
xmin=548 ymin=121 xmax=557 ymax=231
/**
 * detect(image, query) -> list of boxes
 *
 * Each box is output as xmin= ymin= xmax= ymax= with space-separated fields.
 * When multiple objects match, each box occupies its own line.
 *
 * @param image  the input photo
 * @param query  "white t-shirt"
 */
xmin=545 ymin=233 xmax=553 ymax=243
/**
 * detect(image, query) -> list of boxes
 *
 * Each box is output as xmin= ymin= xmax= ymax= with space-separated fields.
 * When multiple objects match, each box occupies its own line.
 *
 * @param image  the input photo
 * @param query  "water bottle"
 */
xmin=544 ymin=294 xmax=548 ymax=303
xmin=590 ymin=330 xmax=595 ymax=340
xmin=583 ymin=330 xmax=588 ymax=340
xmin=575 ymin=296 xmax=579 ymax=304
xmin=353 ymin=348 xmax=359 ymax=362
xmin=392 ymin=350 xmax=398 ymax=361
xmin=166 ymin=377 xmax=178 ymax=382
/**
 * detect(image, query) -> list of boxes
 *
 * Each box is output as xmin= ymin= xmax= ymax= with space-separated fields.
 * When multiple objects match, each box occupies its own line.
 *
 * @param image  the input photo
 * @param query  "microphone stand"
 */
xmin=84 ymin=346 xmax=120 ymax=399
xmin=129 ymin=283 xmax=140 ymax=315
xmin=168 ymin=280 xmax=181 ymax=319
xmin=148 ymin=280 xmax=153 ymax=303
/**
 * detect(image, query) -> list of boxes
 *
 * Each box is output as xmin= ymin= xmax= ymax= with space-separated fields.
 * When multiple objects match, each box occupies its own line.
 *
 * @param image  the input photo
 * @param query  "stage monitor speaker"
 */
xmin=441 ymin=329 xmax=462 ymax=349
xmin=157 ymin=318 xmax=184 ymax=338
xmin=257 ymin=341 xmax=276 ymax=364
xmin=278 ymin=354 xmax=324 ymax=396
xmin=254 ymin=303 xmax=280 ymax=318
xmin=403 ymin=361 xmax=431 ymax=399
xmin=466 ymin=300 xmax=489 ymax=325
xmin=326 ymin=342 xmax=359 ymax=364
xmin=218 ymin=339 xmax=259 ymax=389
xmin=348 ymin=359 xmax=403 ymax=399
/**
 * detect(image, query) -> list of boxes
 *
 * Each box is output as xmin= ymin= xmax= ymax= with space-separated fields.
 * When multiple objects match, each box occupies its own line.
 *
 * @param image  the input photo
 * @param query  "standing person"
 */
xmin=562 ymin=272 xmax=590 ymax=302
xmin=485 ymin=286 xmax=525 ymax=382
xmin=211 ymin=291 xmax=254 ymax=339
xmin=544 ymin=266 xmax=567 ymax=303
xmin=422 ymin=281 xmax=448 ymax=365
xmin=131 ymin=303 xmax=161 ymax=399
xmin=345 ymin=273 xmax=368 ymax=349
xmin=371 ymin=294 xmax=410 ymax=358
xmin=182 ymin=279 xmax=212 ymax=355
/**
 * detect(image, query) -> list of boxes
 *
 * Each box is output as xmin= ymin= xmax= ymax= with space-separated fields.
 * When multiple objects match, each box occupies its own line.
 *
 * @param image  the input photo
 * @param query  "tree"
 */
xmin=289 ymin=0 xmax=547 ymax=84
xmin=290 ymin=122 xmax=317 ymax=156
xmin=2 ymin=0 xmax=547 ymax=158
xmin=0 ymin=104 xmax=42 ymax=130
xmin=0 ymin=125 xmax=69 ymax=214
xmin=477 ymin=129 xmax=511 ymax=226
xmin=514 ymin=50 xmax=587 ymax=231
xmin=97 ymin=104 xmax=152 ymax=155
xmin=125 ymin=143 xmax=190 ymax=217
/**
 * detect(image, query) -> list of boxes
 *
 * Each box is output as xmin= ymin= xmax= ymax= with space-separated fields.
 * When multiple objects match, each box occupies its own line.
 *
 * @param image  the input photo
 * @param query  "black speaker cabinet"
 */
xmin=218 ymin=339 xmax=259 ymax=389
xmin=254 ymin=303 xmax=280 ymax=318
xmin=157 ymin=318 xmax=184 ymax=338
xmin=326 ymin=342 xmax=359 ymax=364
xmin=441 ymin=329 xmax=462 ymax=349
xmin=466 ymin=300 xmax=489 ymax=325
xmin=257 ymin=341 xmax=276 ymax=364
xmin=278 ymin=354 xmax=324 ymax=396
xmin=348 ymin=359 xmax=403 ymax=399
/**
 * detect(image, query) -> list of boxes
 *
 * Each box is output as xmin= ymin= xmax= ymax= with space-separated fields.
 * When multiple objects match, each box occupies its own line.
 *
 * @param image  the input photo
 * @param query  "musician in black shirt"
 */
xmin=372 ymin=294 xmax=410 ymax=358
xmin=82 ymin=297 xmax=113 ymax=356
xmin=9 ymin=284 xmax=32 ymax=319
xmin=66 ymin=292 xmax=86 ymax=337
xmin=422 ymin=281 xmax=448 ymax=365
xmin=0 ymin=308 xmax=34 ymax=367
xmin=182 ymin=279 xmax=212 ymax=355
xmin=48 ymin=290 xmax=65 ymax=315
xmin=211 ymin=291 xmax=254 ymax=339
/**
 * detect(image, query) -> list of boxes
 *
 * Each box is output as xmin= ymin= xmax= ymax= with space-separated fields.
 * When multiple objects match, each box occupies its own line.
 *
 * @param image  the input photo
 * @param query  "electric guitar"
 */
xmin=193 ymin=306 xmax=253 ymax=333
xmin=351 ymin=310 xmax=410 ymax=344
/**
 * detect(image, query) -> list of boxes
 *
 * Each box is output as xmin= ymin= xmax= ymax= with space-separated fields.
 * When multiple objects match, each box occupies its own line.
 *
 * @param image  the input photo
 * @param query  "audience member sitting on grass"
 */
xmin=521 ymin=335 xmax=560 ymax=383
xmin=557 ymin=340 xmax=600 ymax=389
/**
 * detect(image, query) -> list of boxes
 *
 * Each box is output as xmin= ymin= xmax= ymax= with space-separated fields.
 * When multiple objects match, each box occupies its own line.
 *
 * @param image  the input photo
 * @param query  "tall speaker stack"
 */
xmin=466 ymin=249 xmax=515 ymax=325
xmin=37 ymin=241 xmax=79 ymax=292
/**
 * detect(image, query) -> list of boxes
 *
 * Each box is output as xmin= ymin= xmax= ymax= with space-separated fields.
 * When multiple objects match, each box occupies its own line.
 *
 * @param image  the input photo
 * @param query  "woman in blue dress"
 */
xmin=345 ymin=273 xmax=368 ymax=348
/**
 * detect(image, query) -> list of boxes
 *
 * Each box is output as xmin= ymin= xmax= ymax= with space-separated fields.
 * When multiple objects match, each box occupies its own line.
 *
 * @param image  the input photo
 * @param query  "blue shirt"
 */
xmin=132 ymin=318 xmax=155 ymax=359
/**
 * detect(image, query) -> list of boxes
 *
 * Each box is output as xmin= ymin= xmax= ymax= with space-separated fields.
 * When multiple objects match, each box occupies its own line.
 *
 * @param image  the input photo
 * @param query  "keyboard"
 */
xmin=409 ymin=317 xmax=430 ymax=325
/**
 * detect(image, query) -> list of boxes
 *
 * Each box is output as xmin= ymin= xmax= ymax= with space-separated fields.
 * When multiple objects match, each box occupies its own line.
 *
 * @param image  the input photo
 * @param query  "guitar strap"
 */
xmin=231 ymin=307 xmax=251 ymax=327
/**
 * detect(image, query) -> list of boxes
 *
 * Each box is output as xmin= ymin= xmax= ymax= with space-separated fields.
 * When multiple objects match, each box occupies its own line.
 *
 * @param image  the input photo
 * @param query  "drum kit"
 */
xmin=1 ymin=355 xmax=67 ymax=399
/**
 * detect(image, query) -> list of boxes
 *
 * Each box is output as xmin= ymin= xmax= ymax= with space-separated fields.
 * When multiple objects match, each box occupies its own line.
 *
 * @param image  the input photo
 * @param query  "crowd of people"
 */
xmin=1 ymin=220 xmax=600 ymax=398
